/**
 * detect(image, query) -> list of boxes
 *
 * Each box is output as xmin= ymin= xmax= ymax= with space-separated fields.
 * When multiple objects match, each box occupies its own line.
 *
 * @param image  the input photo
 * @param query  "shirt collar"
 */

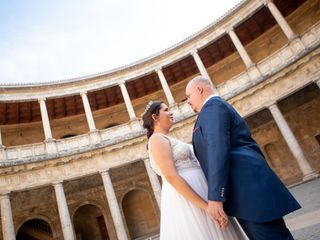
xmin=203 ymin=94 xmax=219 ymax=106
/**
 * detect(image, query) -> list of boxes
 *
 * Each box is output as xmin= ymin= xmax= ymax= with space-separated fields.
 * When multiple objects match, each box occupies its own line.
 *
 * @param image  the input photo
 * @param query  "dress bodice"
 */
xmin=148 ymin=134 xmax=200 ymax=176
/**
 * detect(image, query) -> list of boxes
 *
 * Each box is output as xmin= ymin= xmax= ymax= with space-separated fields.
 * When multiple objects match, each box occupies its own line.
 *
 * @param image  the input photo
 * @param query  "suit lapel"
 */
xmin=192 ymin=96 xmax=220 ymax=159
xmin=192 ymin=116 xmax=200 ymax=158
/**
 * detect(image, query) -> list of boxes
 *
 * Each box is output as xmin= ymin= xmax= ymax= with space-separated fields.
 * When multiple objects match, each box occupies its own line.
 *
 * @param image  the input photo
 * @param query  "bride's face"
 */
xmin=155 ymin=103 xmax=174 ymax=130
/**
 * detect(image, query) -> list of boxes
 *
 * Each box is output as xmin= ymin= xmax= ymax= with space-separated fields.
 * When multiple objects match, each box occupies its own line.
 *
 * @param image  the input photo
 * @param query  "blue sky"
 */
xmin=0 ymin=0 xmax=239 ymax=84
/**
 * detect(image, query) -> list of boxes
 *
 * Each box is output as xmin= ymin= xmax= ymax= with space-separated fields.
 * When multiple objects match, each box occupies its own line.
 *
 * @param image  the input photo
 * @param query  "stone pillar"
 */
xmin=0 ymin=127 xmax=2 ymax=146
xmin=39 ymin=98 xmax=57 ymax=155
xmin=191 ymin=50 xmax=211 ymax=81
xmin=143 ymin=159 xmax=161 ymax=209
xmin=0 ymin=128 xmax=6 ymax=161
xmin=268 ymin=103 xmax=318 ymax=180
xmin=119 ymin=81 xmax=136 ymax=120
xmin=100 ymin=170 xmax=128 ymax=240
xmin=0 ymin=194 xmax=15 ymax=240
xmin=38 ymin=98 xmax=53 ymax=140
xmin=156 ymin=68 xmax=175 ymax=105
xmin=265 ymin=0 xmax=295 ymax=40
xmin=53 ymin=182 xmax=75 ymax=240
xmin=228 ymin=28 xmax=253 ymax=68
xmin=0 ymin=145 xmax=6 ymax=162
xmin=80 ymin=92 xmax=97 ymax=131
xmin=0 ymin=127 xmax=6 ymax=161
xmin=315 ymin=79 xmax=320 ymax=88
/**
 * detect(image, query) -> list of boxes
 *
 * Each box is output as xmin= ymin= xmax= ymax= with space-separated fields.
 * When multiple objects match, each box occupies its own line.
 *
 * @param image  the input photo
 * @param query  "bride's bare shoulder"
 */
xmin=149 ymin=133 xmax=170 ymax=146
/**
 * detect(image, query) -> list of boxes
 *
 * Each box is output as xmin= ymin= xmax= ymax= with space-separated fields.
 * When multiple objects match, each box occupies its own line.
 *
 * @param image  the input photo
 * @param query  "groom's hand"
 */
xmin=207 ymin=201 xmax=228 ymax=229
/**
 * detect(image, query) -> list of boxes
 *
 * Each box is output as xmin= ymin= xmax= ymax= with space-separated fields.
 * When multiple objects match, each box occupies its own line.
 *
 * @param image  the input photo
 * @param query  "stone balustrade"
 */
xmin=5 ymin=143 xmax=46 ymax=163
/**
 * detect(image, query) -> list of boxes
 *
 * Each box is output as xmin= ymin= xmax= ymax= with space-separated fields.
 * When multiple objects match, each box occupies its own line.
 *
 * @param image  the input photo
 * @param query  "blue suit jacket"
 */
xmin=192 ymin=96 xmax=301 ymax=222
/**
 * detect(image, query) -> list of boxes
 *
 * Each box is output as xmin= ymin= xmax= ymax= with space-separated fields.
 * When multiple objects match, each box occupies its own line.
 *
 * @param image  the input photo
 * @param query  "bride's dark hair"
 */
xmin=142 ymin=100 xmax=163 ymax=139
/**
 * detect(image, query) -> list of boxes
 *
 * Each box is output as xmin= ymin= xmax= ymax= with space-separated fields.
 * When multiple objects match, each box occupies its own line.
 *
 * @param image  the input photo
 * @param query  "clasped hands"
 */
xmin=206 ymin=201 xmax=229 ymax=229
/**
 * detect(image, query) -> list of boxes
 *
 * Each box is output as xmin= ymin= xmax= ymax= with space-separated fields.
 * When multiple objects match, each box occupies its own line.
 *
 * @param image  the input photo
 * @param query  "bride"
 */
xmin=142 ymin=100 xmax=247 ymax=240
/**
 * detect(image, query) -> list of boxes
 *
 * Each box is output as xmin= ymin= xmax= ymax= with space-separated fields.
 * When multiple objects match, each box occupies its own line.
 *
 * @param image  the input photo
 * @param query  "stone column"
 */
xmin=0 ymin=194 xmax=15 ymax=240
xmin=119 ymin=81 xmax=136 ymax=120
xmin=228 ymin=28 xmax=253 ymax=68
xmin=80 ymin=92 xmax=97 ymax=131
xmin=156 ymin=68 xmax=175 ymax=105
xmin=265 ymin=0 xmax=295 ymax=40
xmin=191 ymin=50 xmax=211 ymax=81
xmin=39 ymin=98 xmax=57 ymax=155
xmin=38 ymin=98 xmax=53 ymax=140
xmin=0 ymin=128 xmax=6 ymax=161
xmin=0 ymin=146 xmax=6 ymax=162
xmin=315 ymin=79 xmax=320 ymax=88
xmin=268 ymin=103 xmax=318 ymax=180
xmin=0 ymin=127 xmax=2 ymax=146
xmin=143 ymin=159 xmax=161 ymax=208
xmin=53 ymin=182 xmax=75 ymax=240
xmin=100 ymin=170 xmax=128 ymax=240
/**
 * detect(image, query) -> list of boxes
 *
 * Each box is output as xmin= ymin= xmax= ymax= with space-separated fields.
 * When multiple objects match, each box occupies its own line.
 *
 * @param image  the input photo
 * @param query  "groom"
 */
xmin=186 ymin=76 xmax=300 ymax=240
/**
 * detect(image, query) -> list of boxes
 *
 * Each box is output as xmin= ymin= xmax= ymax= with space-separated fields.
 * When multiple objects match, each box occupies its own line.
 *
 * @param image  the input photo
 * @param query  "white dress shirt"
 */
xmin=203 ymin=94 xmax=219 ymax=106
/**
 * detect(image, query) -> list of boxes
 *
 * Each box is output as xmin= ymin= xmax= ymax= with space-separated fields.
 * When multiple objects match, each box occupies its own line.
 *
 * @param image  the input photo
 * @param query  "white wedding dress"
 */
xmin=148 ymin=134 xmax=248 ymax=240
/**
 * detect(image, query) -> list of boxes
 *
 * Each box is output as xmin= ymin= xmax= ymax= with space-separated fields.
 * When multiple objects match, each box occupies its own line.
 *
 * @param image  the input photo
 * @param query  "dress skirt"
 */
xmin=159 ymin=167 xmax=248 ymax=240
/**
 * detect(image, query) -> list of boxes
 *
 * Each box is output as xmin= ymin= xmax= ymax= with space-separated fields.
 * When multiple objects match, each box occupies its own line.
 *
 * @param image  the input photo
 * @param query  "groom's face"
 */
xmin=186 ymin=83 xmax=201 ymax=112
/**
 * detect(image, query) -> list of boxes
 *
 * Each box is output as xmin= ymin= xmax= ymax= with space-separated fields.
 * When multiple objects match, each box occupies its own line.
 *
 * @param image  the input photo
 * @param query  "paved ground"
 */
xmin=284 ymin=177 xmax=320 ymax=240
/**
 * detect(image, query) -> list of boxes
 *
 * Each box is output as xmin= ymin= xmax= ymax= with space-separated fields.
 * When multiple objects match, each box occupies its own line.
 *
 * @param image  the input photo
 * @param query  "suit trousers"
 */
xmin=237 ymin=217 xmax=294 ymax=240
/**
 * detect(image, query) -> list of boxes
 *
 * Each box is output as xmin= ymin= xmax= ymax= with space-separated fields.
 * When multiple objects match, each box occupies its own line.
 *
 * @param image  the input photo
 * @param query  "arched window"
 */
xmin=122 ymin=189 xmax=159 ymax=239
xmin=17 ymin=218 xmax=53 ymax=240
xmin=73 ymin=204 xmax=109 ymax=240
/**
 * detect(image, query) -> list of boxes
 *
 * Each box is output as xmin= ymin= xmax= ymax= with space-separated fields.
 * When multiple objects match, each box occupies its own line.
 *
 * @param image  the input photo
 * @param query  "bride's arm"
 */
xmin=150 ymin=134 xmax=207 ymax=210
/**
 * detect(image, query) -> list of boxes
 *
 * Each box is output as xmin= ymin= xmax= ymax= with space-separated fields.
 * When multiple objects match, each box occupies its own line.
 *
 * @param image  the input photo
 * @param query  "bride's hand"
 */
xmin=207 ymin=201 xmax=228 ymax=229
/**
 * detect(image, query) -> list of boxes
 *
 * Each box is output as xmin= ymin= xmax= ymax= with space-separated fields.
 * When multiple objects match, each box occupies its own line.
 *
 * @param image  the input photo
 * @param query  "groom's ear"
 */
xmin=196 ymin=85 xmax=203 ymax=94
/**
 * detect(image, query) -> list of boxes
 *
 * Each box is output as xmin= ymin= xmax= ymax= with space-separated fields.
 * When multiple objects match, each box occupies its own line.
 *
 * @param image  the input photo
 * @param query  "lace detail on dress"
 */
xmin=148 ymin=134 xmax=200 ymax=176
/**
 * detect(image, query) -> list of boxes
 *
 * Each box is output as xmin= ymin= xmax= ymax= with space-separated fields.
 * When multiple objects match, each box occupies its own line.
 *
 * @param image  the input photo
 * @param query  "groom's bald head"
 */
xmin=187 ymin=76 xmax=213 ymax=90
xmin=185 ymin=76 xmax=216 ymax=112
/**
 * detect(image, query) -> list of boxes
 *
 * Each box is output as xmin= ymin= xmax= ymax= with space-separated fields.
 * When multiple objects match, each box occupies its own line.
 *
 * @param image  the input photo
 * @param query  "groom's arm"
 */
xmin=200 ymin=101 xmax=231 ymax=202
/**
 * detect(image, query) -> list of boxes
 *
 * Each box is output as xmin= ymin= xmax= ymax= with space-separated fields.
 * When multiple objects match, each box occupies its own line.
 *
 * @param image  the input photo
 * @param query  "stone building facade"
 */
xmin=0 ymin=0 xmax=320 ymax=239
